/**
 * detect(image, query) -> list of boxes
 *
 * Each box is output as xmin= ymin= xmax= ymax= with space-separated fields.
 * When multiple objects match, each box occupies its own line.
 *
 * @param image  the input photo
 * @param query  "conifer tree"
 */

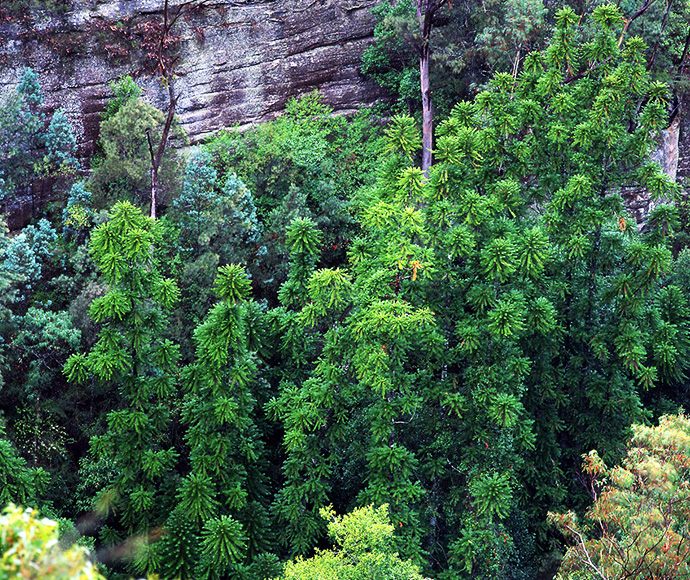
xmin=158 ymin=264 xmax=274 ymax=580
xmin=0 ymin=68 xmax=43 ymax=199
xmin=174 ymin=149 xmax=219 ymax=255
xmin=271 ymin=6 xmax=683 ymax=578
xmin=44 ymin=108 xmax=78 ymax=173
xmin=64 ymin=202 xmax=181 ymax=566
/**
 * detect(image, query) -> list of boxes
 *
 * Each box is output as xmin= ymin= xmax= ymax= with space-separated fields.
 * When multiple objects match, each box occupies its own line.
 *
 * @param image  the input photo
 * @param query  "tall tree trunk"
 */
xmin=420 ymin=39 xmax=433 ymax=173
xmin=150 ymin=164 xmax=158 ymax=220
xmin=147 ymin=81 xmax=177 ymax=220
xmin=147 ymin=0 xmax=185 ymax=220
xmin=417 ymin=0 xmax=441 ymax=174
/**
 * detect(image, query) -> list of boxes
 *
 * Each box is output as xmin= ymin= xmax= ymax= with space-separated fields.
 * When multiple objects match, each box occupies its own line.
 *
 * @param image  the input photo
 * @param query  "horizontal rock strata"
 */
xmin=0 ymin=0 xmax=386 ymax=156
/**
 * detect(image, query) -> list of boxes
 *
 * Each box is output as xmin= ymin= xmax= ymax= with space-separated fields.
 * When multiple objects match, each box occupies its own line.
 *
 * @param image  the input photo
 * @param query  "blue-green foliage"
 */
xmin=45 ymin=108 xmax=78 ymax=171
xmin=17 ymin=67 xmax=42 ymax=108
xmin=12 ymin=307 xmax=81 ymax=401
xmin=1 ymin=219 xmax=57 ymax=294
xmin=0 ymin=68 xmax=78 ymax=198
xmin=222 ymin=173 xmax=262 ymax=248
xmin=171 ymin=151 xmax=266 ymax=325
xmin=175 ymin=149 xmax=219 ymax=245
xmin=0 ymin=68 xmax=44 ymax=198
xmin=62 ymin=181 xmax=94 ymax=235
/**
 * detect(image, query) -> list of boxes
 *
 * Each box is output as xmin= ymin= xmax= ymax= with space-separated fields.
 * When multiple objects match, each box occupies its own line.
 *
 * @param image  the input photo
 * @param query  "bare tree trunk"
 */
xmin=420 ymin=39 xmax=433 ymax=173
xmin=417 ymin=0 xmax=442 ymax=175
xmin=147 ymin=80 xmax=177 ymax=220
xmin=150 ymin=163 xmax=158 ymax=220
xmin=146 ymin=0 xmax=191 ymax=220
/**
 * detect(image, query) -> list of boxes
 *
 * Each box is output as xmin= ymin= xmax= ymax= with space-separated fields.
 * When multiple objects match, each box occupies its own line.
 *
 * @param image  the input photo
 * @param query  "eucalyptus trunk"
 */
xmin=417 ymin=0 xmax=441 ymax=174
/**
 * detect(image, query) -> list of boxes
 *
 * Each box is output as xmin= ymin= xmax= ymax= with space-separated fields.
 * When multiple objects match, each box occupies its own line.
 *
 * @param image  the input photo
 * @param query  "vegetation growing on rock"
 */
xmin=0 ymin=2 xmax=689 ymax=580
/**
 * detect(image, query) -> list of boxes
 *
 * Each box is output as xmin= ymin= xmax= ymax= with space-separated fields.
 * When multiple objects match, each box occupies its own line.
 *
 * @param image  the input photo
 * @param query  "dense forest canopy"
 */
xmin=1 ymin=1 xmax=690 ymax=579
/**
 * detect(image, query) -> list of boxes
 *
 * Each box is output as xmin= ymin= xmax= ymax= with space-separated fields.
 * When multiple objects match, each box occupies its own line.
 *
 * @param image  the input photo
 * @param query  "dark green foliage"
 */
xmin=196 ymin=514 xmax=247 ymax=579
xmin=170 ymin=152 xmax=265 ymax=349
xmin=0 ymin=68 xmax=43 ymax=198
xmin=155 ymin=508 xmax=200 ymax=580
xmin=63 ymin=202 xmax=181 ymax=567
xmin=203 ymin=92 xmax=384 ymax=298
xmin=90 ymin=95 xmax=183 ymax=210
xmin=362 ymin=0 xmax=550 ymax=116
xmin=0 ymin=423 xmax=49 ymax=507
xmin=361 ymin=0 xmax=421 ymax=109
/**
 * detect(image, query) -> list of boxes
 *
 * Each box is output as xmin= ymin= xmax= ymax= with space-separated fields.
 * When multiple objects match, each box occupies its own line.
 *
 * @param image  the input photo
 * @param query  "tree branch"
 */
xmin=646 ymin=0 xmax=674 ymax=71
xmin=618 ymin=0 xmax=657 ymax=47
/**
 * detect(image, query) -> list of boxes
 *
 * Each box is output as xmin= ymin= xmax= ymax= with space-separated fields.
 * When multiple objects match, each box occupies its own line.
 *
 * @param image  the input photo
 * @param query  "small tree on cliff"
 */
xmin=92 ymin=96 xmax=182 ymax=210
xmin=146 ymin=0 xmax=187 ymax=220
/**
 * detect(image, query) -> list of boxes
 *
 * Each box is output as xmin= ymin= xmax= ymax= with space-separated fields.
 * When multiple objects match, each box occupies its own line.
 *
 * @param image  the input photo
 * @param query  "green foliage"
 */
xmin=362 ymin=0 xmax=550 ymax=116
xmin=469 ymin=472 xmax=513 ymax=522
xmin=165 ymin=263 xmax=273 ymax=580
xmin=2 ymin=8 xmax=689 ymax=580
xmin=64 ymin=202 xmax=180 ymax=559
xmin=90 ymin=95 xmax=182 ymax=209
xmin=278 ymin=218 xmax=323 ymax=310
xmin=270 ymin=8 xmax=686 ymax=579
xmin=102 ymin=75 xmax=142 ymax=122
xmin=0 ymin=504 xmax=105 ymax=580
xmin=203 ymin=91 xmax=383 ymax=296
xmin=215 ymin=264 xmax=252 ymax=304
xmin=0 ymin=425 xmax=48 ymax=507
xmin=475 ymin=0 xmax=548 ymax=75
xmin=550 ymin=413 xmax=690 ymax=580
xmin=280 ymin=505 xmax=423 ymax=580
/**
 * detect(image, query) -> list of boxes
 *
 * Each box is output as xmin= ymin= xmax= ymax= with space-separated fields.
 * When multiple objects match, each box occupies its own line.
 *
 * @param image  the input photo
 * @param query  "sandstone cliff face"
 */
xmin=0 ymin=0 xmax=386 ymax=156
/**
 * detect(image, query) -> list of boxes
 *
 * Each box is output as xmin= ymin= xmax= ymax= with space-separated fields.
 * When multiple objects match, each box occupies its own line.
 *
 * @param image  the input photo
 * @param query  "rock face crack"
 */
xmin=0 ymin=0 xmax=386 ymax=155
